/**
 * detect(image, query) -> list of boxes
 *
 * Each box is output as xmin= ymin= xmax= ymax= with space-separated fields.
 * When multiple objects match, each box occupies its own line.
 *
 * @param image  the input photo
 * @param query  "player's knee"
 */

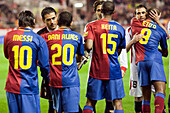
xmin=114 ymin=99 xmax=123 ymax=110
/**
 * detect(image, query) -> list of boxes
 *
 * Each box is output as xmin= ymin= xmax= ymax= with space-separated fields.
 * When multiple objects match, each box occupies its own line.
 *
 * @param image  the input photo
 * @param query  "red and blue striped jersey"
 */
xmin=84 ymin=19 xmax=126 ymax=80
xmin=131 ymin=18 xmax=168 ymax=64
xmin=41 ymin=27 xmax=85 ymax=88
xmin=4 ymin=27 xmax=49 ymax=94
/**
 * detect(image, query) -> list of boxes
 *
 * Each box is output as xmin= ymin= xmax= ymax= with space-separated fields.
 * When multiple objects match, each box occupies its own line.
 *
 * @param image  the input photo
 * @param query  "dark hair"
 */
xmin=148 ymin=8 xmax=160 ymax=15
xmin=18 ymin=10 xmax=35 ymax=28
xmin=41 ymin=7 xmax=57 ymax=20
xmin=101 ymin=1 xmax=115 ymax=15
xmin=147 ymin=8 xmax=160 ymax=20
xmin=57 ymin=11 xmax=72 ymax=27
xmin=135 ymin=4 xmax=147 ymax=14
xmin=93 ymin=0 xmax=104 ymax=12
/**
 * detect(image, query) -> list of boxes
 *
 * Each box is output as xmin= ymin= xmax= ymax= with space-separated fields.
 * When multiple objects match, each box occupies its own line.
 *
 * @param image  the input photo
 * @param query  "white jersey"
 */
xmin=126 ymin=27 xmax=142 ymax=97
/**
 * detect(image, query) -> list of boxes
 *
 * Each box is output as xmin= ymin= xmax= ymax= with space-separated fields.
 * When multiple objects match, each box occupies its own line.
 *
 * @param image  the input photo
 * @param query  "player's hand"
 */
xmin=77 ymin=56 xmax=88 ymax=70
xmin=149 ymin=9 xmax=161 ymax=23
xmin=121 ymin=70 xmax=125 ymax=78
xmin=132 ymin=33 xmax=143 ymax=43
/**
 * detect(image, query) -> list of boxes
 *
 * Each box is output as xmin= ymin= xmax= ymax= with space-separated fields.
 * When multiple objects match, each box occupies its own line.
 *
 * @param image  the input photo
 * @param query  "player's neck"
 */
xmin=59 ymin=26 xmax=70 ymax=28
xmin=104 ymin=15 xmax=112 ymax=20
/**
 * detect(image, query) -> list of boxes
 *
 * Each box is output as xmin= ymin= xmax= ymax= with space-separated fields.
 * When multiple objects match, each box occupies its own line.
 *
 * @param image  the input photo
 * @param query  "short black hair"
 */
xmin=135 ymin=4 xmax=147 ymax=14
xmin=41 ymin=7 xmax=57 ymax=20
xmin=18 ymin=10 xmax=35 ymax=28
xmin=57 ymin=11 xmax=72 ymax=27
xmin=93 ymin=0 xmax=104 ymax=12
xmin=101 ymin=1 xmax=115 ymax=15
xmin=147 ymin=7 xmax=160 ymax=20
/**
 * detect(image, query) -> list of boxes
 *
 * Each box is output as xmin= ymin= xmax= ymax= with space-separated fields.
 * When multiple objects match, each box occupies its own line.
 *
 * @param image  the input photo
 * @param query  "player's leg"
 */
xmin=83 ymin=98 xmax=97 ymax=113
xmin=151 ymin=85 xmax=166 ymax=113
xmin=21 ymin=93 xmax=41 ymax=113
xmin=106 ymin=78 xmax=125 ymax=113
xmin=134 ymin=97 xmax=143 ymax=113
xmin=137 ymin=61 xmax=152 ymax=113
xmin=40 ymin=79 xmax=55 ymax=113
xmin=83 ymin=76 xmax=104 ymax=113
xmin=129 ymin=63 xmax=143 ymax=113
xmin=141 ymin=85 xmax=151 ymax=113
xmin=61 ymin=87 xmax=80 ymax=113
xmin=150 ymin=61 xmax=166 ymax=113
xmin=153 ymin=81 xmax=166 ymax=113
xmin=105 ymin=100 xmax=114 ymax=113
xmin=6 ymin=92 xmax=20 ymax=113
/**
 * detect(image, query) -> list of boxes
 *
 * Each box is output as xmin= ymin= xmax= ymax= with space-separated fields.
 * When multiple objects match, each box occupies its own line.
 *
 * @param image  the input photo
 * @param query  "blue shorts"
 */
xmin=86 ymin=77 xmax=125 ymax=101
xmin=137 ymin=61 xmax=166 ymax=86
xmin=50 ymin=87 xmax=80 ymax=113
xmin=6 ymin=92 xmax=40 ymax=113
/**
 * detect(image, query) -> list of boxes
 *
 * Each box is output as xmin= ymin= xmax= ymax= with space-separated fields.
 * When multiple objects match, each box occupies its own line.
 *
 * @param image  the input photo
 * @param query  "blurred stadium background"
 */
xmin=0 ymin=0 xmax=169 ymax=113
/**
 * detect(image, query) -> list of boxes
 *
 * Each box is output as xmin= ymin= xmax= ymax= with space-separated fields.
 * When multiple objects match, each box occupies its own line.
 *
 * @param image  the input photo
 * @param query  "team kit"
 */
xmin=3 ymin=1 xmax=169 ymax=113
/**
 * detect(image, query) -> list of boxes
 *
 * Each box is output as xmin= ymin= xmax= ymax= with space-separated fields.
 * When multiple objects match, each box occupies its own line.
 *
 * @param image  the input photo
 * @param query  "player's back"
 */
xmin=84 ymin=19 xmax=126 ymax=80
xmin=131 ymin=19 xmax=168 ymax=64
xmin=4 ymin=27 xmax=49 ymax=94
xmin=42 ymin=27 xmax=84 ymax=88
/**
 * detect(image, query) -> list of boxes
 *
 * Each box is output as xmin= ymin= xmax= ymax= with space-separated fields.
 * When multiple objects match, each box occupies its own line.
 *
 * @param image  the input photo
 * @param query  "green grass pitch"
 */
xmin=0 ymin=39 xmax=169 ymax=113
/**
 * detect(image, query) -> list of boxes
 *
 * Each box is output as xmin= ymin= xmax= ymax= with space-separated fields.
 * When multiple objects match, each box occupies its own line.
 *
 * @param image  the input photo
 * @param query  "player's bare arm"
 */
xmin=158 ymin=48 xmax=168 ymax=57
xmin=149 ymin=9 xmax=169 ymax=39
xmin=85 ymin=39 xmax=93 ymax=52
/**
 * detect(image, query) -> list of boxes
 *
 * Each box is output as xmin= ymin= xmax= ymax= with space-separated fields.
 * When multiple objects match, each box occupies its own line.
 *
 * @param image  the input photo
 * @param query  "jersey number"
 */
xmin=12 ymin=46 xmax=32 ymax=69
xmin=100 ymin=33 xmax=118 ymax=54
xmin=51 ymin=44 xmax=74 ymax=65
xmin=139 ymin=28 xmax=151 ymax=44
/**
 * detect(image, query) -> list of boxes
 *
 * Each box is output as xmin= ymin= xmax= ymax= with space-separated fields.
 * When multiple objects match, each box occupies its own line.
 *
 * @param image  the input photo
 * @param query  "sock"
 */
xmin=155 ymin=93 xmax=165 ymax=113
xmin=168 ymin=95 xmax=170 ymax=113
xmin=48 ymin=101 xmax=54 ymax=113
xmin=79 ymin=105 xmax=82 ymax=113
xmin=105 ymin=101 xmax=114 ymax=113
xmin=135 ymin=101 xmax=142 ymax=112
xmin=142 ymin=100 xmax=150 ymax=113
xmin=114 ymin=110 xmax=124 ymax=113
xmin=82 ymin=106 xmax=93 ymax=113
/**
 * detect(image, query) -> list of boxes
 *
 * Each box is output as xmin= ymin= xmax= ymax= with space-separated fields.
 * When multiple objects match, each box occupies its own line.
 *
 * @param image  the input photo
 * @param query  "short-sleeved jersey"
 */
xmin=84 ymin=19 xmax=126 ymax=80
xmin=131 ymin=18 xmax=168 ymax=64
xmin=4 ymin=27 xmax=49 ymax=94
xmin=41 ymin=27 xmax=85 ymax=88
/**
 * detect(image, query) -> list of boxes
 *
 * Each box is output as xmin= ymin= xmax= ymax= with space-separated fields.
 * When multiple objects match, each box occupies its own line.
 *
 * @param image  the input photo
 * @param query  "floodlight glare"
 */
xmin=74 ymin=3 xmax=83 ymax=8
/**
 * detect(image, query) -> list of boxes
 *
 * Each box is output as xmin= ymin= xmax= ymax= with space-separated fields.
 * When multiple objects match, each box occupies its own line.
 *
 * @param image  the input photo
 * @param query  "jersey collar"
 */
xmin=58 ymin=27 xmax=71 ymax=31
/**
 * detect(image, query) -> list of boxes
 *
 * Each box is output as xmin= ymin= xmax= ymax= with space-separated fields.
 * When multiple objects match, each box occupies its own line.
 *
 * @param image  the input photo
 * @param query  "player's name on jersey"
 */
xmin=48 ymin=34 xmax=78 ymax=41
xmin=101 ymin=24 xmax=117 ymax=30
xmin=13 ymin=35 xmax=33 ymax=42
xmin=142 ymin=20 xmax=156 ymax=29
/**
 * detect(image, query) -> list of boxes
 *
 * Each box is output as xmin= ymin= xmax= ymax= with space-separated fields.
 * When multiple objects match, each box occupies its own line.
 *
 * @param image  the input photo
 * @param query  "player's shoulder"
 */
xmin=85 ymin=20 xmax=96 ymax=26
xmin=37 ymin=27 xmax=48 ymax=35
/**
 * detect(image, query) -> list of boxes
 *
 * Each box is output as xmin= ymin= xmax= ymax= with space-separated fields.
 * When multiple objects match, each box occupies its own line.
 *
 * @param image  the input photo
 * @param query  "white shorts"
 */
xmin=129 ymin=64 xmax=142 ymax=97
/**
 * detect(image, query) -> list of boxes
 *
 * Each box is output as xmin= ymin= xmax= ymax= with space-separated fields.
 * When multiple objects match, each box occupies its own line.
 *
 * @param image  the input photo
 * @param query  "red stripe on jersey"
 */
xmin=43 ymin=30 xmax=63 ymax=88
xmin=5 ymin=30 xmax=24 ymax=94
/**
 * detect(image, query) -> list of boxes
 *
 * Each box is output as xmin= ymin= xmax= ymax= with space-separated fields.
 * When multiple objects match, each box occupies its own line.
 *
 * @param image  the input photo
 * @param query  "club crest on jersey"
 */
xmin=84 ymin=31 xmax=88 ymax=37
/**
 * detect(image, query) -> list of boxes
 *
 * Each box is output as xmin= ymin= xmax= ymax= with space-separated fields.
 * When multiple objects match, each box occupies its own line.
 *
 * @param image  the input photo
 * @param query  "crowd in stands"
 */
xmin=0 ymin=0 xmax=169 ymax=33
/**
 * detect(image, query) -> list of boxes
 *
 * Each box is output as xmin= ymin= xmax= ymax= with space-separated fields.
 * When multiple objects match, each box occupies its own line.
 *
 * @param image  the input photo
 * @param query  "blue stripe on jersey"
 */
xmin=60 ymin=29 xmax=84 ymax=87
xmin=108 ymin=21 xmax=126 ymax=79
